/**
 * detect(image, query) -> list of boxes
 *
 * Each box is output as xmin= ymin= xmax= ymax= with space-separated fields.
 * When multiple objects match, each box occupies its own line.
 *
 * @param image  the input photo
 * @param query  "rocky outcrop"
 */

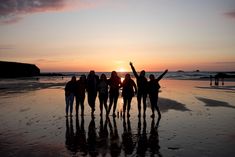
xmin=0 ymin=61 xmax=40 ymax=78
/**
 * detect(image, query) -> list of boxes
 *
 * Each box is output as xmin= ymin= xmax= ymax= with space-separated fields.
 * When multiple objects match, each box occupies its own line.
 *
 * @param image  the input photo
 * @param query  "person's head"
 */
xmin=140 ymin=70 xmax=145 ymax=77
xmin=125 ymin=73 xmax=131 ymax=80
xmin=80 ymin=75 xmax=86 ymax=82
xmin=100 ymin=73 xmax=107 ymax=80
xmin=111 ymin=71 xmax=117 ymax=78
xmin=89 ymin=70 xmax=95 ymax=76
xmin=71 ymin=76 xmax=76 ymax=82
xmin=149 ymin=74 xmax=155 ymax=81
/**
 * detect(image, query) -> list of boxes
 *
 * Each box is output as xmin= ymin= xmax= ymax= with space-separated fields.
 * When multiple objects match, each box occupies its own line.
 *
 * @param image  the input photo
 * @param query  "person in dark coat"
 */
xmin=65 ymin=76 xmax=77 ymax=116
xmin=122 ymin=73 xmax=137 ymax=117
xmin=129 ymin=62 xmax=148 ymax=117
xmin=87 ymin=70 xmax=99 ymax=116
xmin=108 ymin=71 xmax=121 ymax=117
xmin=75 ymin=75 xmax=87 ymax=116
xmin=148 ymin=70 xmax=168 ymax=119
xmin=97 ymin=73 xmax=109 ymax=116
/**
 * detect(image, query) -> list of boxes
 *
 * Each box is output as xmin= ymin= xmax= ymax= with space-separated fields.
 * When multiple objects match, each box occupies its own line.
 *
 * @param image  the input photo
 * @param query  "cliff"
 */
xmin=0 ymin=61 xmax=40 ymax=78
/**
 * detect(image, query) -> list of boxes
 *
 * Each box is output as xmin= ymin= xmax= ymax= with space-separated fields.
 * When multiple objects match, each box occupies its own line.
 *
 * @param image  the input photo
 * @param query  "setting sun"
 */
xmin=117 ymin=67 xmax=127 ymax=72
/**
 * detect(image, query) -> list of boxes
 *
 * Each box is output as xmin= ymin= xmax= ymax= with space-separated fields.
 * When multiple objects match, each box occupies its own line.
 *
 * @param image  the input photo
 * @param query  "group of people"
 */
xmin=65 ymin=62 xmax=168 ymax=118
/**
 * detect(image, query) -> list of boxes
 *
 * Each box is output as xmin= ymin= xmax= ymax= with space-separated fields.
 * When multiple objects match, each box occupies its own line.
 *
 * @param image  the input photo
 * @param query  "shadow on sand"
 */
xmin=155 ymin=97 xmax=191 ymax=112
xmin=196 ymin=97 xmax=235 ymax=109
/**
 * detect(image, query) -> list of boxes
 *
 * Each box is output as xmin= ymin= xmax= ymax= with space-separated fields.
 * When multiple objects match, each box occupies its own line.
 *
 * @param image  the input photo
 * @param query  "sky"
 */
xmin=0 ymin=0 xmax=235 ymax=72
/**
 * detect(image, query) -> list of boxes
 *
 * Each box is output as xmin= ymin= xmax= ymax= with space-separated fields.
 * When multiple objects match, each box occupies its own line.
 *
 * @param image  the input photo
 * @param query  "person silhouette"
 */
xmin=148 ymin=70 xmax=168 ymax=119
xmin=97 ymin=74 xmax=109 ymax=116
xmin=87 ymin=70 xmax=99 ymax=117
xmin=108 ymin=71 xmax=121 ymax=117
xmin=129 ymin=62 xmax=148 ymax=117
xmin=75 ymin=75 xmax=87 ymax=116
xmin=149 ymin=117 xmax=162 ymax=157
xmin=65 ymin=76 xmax=77 ymax=117
xmin=122 ymin=73 xmax=137 ymax=117
xmin=136 ymin=116 xmax=148 ymax=156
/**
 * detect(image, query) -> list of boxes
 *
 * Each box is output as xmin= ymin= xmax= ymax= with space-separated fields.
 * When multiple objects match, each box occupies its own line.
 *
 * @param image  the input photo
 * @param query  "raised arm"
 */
xmin=156 ymin=69 xmax=168 ymax=81
xmin=129 ymin=62 xmax=139 ymax=78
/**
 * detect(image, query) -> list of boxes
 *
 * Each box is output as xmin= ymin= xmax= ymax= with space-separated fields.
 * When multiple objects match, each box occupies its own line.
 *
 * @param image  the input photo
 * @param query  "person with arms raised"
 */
xmin=148 ymin=69 xmax=168 ymax=119
xmin=129 ymin=62 xmax=148 ymax=117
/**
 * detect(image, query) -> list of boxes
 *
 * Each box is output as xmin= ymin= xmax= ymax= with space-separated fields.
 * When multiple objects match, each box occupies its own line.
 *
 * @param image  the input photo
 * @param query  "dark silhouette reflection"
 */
xmin=109 ymin=117 xmax=121 ymax=157
xmin=65 ymin=115 xmax=163 ymax=156
xmin=97 ymin=116 xmax=109 ymax=156
xmin=149 ymin=117 xmax=162 ymax=157
xmin=65 ymin=117 xmax=76 ymax=152
xmin=137 ymin=116 xmax=148 ymax=156
xmin=122 ymin=117 xmax=135 ymax=155
xmin=87 ymin=116 xmax=98 ymax=157
xmin=75 ymin=115 xmax=87 ymax=156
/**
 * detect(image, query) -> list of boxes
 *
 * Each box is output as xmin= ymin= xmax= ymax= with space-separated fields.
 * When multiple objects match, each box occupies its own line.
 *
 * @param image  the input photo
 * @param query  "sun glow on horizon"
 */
xmin=117 ymin=67 xmax=127 ymax=72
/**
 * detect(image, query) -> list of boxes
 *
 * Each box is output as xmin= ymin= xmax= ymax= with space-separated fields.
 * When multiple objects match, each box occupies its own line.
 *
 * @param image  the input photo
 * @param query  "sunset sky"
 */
xmin=0 ymin=0 xmax=235 ymax=72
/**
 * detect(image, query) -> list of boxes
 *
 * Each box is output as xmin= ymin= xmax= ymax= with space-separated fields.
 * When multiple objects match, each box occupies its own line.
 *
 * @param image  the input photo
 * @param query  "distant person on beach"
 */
xmin=87 ymin=70 xmax=99 ymax=116
xmin=122 ymin=73 xmax=137 ymax=117
xmin=98 ymin=73 xmax=109 ymax=116
xmin=75 ymin=75 xmax=87 ymax=116
xmin=108 ymin=71 xmax=122 ymax=117
xmin=65 ymin=76 xmax=77 ymax=116
xmin=129 ymin=62 xmax=148 ymax=117
xmin=148 ymin=70 xmax=168 ymax=119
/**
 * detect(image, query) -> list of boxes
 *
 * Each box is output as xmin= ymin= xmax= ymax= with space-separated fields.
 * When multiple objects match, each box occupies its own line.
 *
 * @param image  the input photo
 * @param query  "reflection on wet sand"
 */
xmin=65 ymin=115 xmax=162 ymax=157
xmin=122 ymin=117 xmax=135 ymax=155
xmin=196 ymin=97 xmax=235 ymax=109
xmin=109 ymin=117 xmax=121 ymax=157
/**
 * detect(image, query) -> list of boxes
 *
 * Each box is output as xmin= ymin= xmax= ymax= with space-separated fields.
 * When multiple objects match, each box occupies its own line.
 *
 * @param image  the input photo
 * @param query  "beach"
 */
xmin=0 ymin=77 xmax=235 ymax=157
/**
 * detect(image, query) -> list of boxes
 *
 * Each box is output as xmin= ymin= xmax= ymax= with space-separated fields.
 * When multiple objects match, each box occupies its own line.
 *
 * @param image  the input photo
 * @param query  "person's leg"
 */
xmin=112 ymin=92 xmax=119 ymax=116
xmin=150 ymin=95 xmax=155 ymax=118
xmin=108 ymin=94 xmax=114 ymax=115
xmin=92 ymin=92 xmax=97 ymax=112
xmin=69 ymin=93 xmax=74 ymax=116
xmin=91 ymin=95 xmax=95 ymax=116
xmin=127 ymin=97 xmax=132 ymax=117
xmin=75 ymin=96 xmax=79 ymax=115
xmin=143 ymin=94 xmax=147 ymax=117
xmin=123 ymin=98 xmax=127 ymax=116
xmin=81 ymin=97 xmax=85 ymax=116
xmin=87 ymin=93 xmax=92 ymax=109
xmin=99 ymin=95 xmax=103 ymax=116
xmin=155 ymin=94 xmax=161 ymax=119
xmin=65 ymin=96 xmax=69 ymax=116
xmin=137 ymin=93 xmax=141 ymax=117
xmin=103 ymin=94 xmax=108 ymax=115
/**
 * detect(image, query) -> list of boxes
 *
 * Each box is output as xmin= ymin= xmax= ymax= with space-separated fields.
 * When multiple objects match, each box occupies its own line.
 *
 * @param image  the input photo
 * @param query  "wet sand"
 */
xmin=0 ymin=79 xmax=235 ymax=157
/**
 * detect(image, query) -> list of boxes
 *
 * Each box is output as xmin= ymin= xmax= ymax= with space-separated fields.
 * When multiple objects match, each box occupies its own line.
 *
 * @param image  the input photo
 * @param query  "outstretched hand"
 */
xmin=129 ymin=62 xmax=133 ymax=66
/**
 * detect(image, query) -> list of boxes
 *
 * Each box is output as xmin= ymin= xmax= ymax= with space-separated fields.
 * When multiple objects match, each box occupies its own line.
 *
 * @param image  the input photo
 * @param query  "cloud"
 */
xmin=0 ymin=0 xmax=103 ymax=24
xmin=224 ymin=11 xmax=235 ymax=19
xmin=0 ymin=44 xmax=15 ymax=50
xmin=0 ymin=0 xmax=66 ymax=24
